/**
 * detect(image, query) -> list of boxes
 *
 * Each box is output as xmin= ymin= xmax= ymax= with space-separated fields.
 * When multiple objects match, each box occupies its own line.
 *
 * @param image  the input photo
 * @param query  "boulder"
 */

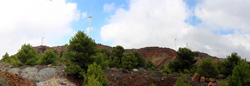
xmin=206 ymin=78 xmax=210 ymax=82
xmin=208 ymin=81 xmax=216 ymax=86
xmin=133 ymin=69 xmax=138 ymax=72
xmin=192 ymin=73 xmax=200 ymax=82
xmin=8 ymin=68 xmax=21 ymax=74
xmin=209 ymin=78 xmax=215 ymax=82
xmin=200 ymin=76 xmax=205 ymax=83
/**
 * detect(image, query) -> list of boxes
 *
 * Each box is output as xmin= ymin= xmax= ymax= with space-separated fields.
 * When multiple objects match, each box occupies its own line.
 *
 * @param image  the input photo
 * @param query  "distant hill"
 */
xmin=33 ymin=44 xmax=224 ymax=67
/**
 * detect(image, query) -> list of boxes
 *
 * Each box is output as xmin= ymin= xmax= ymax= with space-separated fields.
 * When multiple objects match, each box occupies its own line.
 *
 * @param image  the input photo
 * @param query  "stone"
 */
xmin=208 ymin=81 xmax=216 ymax=86
xmin=206 ymin=78 xmax=210 ymax=82
xmin=8 ymin=68 xmax=21 ymax=74
xmin=209 ymin=78 xmax=215 ymax=82
xmin=133 ymin=69 xmax=138 ymax=72
xmin=192 ymin=73 xmax=200 ymax=82
xmin=200 ymin=76 xmax=205 ymax=83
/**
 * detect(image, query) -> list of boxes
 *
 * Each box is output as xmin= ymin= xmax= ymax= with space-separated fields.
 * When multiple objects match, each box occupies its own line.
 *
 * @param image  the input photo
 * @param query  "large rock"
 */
xmin=200 ymin=76 xmax=205 ymax=83
xmin=20 ymin=67 xmax=38 ymax=80
xmin=192 ymin=73 xmax=200 ymax=82
xmin=208 ymin=81 xmax=216 ymax=86
xmin=8 ymin=68 xmax=21 ymax=74
xmin=36 ymin=68 xmax=57 ymax=81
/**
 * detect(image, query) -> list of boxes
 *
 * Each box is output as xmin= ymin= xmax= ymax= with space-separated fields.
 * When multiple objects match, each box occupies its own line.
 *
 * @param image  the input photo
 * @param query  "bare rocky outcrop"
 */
xmin=0 ymin=71 xmax=33 ymax=86
xmin=192 ymin=73 xmax=200 ymax=82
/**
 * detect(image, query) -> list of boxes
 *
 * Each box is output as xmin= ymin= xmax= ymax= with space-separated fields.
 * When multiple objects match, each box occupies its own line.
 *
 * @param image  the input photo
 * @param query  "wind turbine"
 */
xmin=41 ymin=37 xmax=44 ymax=46
xmin=88 ymin=15 xmax=92 ymax=38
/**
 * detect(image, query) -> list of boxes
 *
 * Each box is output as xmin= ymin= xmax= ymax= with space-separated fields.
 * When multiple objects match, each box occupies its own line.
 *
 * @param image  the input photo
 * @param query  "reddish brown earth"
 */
xmin=0 ymin=71 xmax=33 ymax=86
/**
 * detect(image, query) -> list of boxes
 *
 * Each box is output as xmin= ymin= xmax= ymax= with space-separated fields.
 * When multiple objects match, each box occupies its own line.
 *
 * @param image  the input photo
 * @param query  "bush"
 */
xmin=217 ymin=80 xmax=228 ymax=86
xmin=198 ymin=58 xmax=219 ymax=78
xmin=110 ymin=46 xmax=125 ymax=68
xmin=160 ymin=65 xmax=171 ymax=74
xmin=145 ymin=61 xmax=157 ymax=70
xmin=220 ymin=52 xmax=241 ymax=77
xmin=228 ymin=60 xmax=250 ymax=86
xmin=93 ymin=53 xmax=110 ymax=70
xmin=41 ymin=49 xmax=58 ymax=65
xmin=175 ymin=73 xmax=191 ymax=86
xmin=150 ymin=72 xmax=156 ymax=77
xmin=169 ymin=48 xmax=197 ymax=72
xmin=17 ymin=44 xmax=39 ymax=66
xmin=64 ymin=31 xmax=97 ymax=77
xmin=133 ymin=52 xmax=145 ymax=68
xmin=83 ymin=62 xmax=108 ymax=86
xmin=150 ymin=83 xmax=156 ymax=86
xmin=121 ymin=53 xmax=138 ymax=70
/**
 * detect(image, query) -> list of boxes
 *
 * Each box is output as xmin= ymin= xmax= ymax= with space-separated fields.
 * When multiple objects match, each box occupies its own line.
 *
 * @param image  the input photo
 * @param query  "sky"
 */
xmin=1 ymin=0 xmax=250 ymax=60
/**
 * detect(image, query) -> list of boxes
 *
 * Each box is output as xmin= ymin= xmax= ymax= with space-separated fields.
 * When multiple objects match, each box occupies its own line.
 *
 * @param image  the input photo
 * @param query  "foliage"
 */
xmin=60 ymin=51 xmax=64 ymax=58
xmin=93 ymin=53 xmax=110 ymax=70
xmin=169 ymin=48 xmax=197 ymax=72
xmin=220 ymin=52 xmax=241 ymax=77
xmin=41 ymin=49 xmax=58 ymax=65
xmin=175 ymin=73 xmax=192 ymax=86
xmin=110 ymin=45 xmax=124 ymax=68
xmin=121 ymin=53 xmax=138 ymax=70
xmin=83 ymin=62 xmax=108 ymax=86
xmin=150 ymin=72 xmax=156 ymax=77
xmin=17 ymin=44 xmax=39 ymax=66
xmin=64 ymin=31 xmax=97 ymax=77
xmin=98 ymin=48 xmax=111 ymax=58
xmin=145 ymin=61 xmax=157 ymax=70
xmin=217 ymin=80 xmax=228 ymax=86
xmin=160 ymin=65 xmax=171 ymax=74
xmin=133 ymin=52 xmax=146 ymax=67
xmin=150 ymin=83 xmax=156 ymax=86
xmin=64 ymin=62 xmax=84 ymax=77
xmin=198 ymin=58 xmax=219 ymax=78
xmin=228 ymin=60 xmax=250 ymax=86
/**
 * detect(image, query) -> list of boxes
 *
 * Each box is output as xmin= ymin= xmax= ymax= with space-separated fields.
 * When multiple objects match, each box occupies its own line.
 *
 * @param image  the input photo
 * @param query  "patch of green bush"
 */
xmin=150 ymin=72 xmax=156 ymax=77
xmin=17 ymin=44 xmax=40 ymax=66
xmin=145 ymin=61 xmax=157 ymax=70
xmin=198 ymin=58 xmax=219 ymax=78
xmin=41 ymin=49 xmax=58 ymax=65
xmin=175 ymin=73 xmax=191 ymax=86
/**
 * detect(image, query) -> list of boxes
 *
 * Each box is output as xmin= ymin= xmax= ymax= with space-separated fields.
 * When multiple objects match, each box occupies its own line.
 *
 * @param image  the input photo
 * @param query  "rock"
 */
xmin=110 ymin=68 xmax=119 ymax=72
xmin=133 ymin=69 xmax=138 ymax=72
xmin=209 ymin=78 xmax=215 ymax=82
xmin=8 ymin=68 xmax=21 ymax=74
xmin=47 ymin=64 xmax=52 ymax=67
xmin=206 ymin=78 xmax=210 ymax=82
xmin=208 ymin=81 xmax=216 ymax=86
xmin=36 ymin=68 xmax=57 ymax=81
xmin=192 ymin=73 xmax=200 ymax=82
xmin=200 ymin=76 xmax=205 ymax=82
xmin=20 ymin=67 xmax=38 ymax=81
xmin=122 ymin=69 xmax=130 ymax=73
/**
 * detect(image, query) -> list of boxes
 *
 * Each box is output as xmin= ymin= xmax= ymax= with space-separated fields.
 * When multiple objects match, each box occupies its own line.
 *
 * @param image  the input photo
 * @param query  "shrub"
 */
xmin=133 ymin=52 xmax=145 ymax=68
xmin=83 ymin=62 xmax=108 ymax=86
xmin=64 ymin=31 xmax=97 ymax=77
xmin=110 ymin=46 xmax=125 ymax=68
xmin=217 ymin=80 xmax=228 ymax=86
xmin=160 ymin=65 xmax=171 ymax=74
xmin=150 ymin=83 xmax=156 ymax=86
xmin=175 ymin=73 xmax=191 ymax=86
xmin=41 ymin=49 xmax=58 ymax=65
xmin=17 ymin=44 xmax=39 ymax=66
xmin=169 ymin=48 xmax=197 ymax=72
xmin=220 ymin=52 xmax=241 ymax=77
xmin=145 ymin=61 xmax=157 ymax=70
xmin=150 ymin=72 xmax=156 ymax=77
xmin=121 ymin=53 xmax=138 ymax=71
xmin=198 ymin=58 xmax=219 ymax=78
xmin=93 ymin=53 xmax=110 ymax=70
xmin=228 ymin=60 xmax=250 ymax=86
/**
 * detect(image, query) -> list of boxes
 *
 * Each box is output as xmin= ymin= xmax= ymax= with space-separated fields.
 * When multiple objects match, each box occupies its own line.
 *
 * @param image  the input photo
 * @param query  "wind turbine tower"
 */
xmin=41 ymin=37 xmax=44 ymax=46
xmin=88 ymin=16 xmax=92 ymax=38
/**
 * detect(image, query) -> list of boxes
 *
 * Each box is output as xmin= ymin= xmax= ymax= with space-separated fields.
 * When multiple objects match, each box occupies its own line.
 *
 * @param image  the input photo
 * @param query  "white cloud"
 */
xmin=0 ymin=0 xmax=80 ymax=58
xmin=82 ymin=12 xmax=87 ymax=18
xmin=101 ymin=0 xmax=250 ymax=60
xmin=103 ymin=3 xmax=116 ymax=12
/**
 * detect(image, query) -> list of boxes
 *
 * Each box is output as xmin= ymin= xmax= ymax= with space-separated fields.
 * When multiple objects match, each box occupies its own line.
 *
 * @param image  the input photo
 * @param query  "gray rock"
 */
xmin=36 ymin=68 xmax=57 ymax=81
xmin=20 ymin=67 xmax=38 ymax=80
xmin=8 ymin=68 xmax=21 ymax=74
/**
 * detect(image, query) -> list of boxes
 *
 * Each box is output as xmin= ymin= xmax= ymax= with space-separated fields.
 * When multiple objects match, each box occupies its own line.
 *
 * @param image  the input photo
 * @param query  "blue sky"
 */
xmin=1 ymin=0 xmax=250 ymax=60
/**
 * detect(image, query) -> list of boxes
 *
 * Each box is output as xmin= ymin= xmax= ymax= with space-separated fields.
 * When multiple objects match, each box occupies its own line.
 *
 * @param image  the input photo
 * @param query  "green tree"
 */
xmin=41 ymin=49 xmax=58 ymax=65
xmin=220 ymin=52 xmax=241 ymax=77
xmin=198 ymin=58 xmax=219 ymax=78
xmin=160 ymin=65 xmax=171 ymax=74
xmin=133 ymin=52 xmax=145 ymax=67
xmin=64 ymin=31 xmax=97 ymax=77
xmin=84 ymin=62 xmax=108 ymax=86
xmin=1 ymin=53 xmax=10 ymax=62
xmin=145 ymin=61 xmax=157 ymax=70
xmin=169 ymin=48 xmax=197 ymax=72
xmin=110 ymin=45 xmax=125 ymax=68
xmin=93 ymin=53 xmax=110 ymax=70
xmin=175 ymin=73 xmax=191 ymax=86
xmin=17 ymin=44 xmax=39 ymax=66
xmin=228 ymin=60 xmax=250 ymax=86
xmin=121 ymin=53 xmax=138 ymax=70
xmin=217 ymin=80 xmax=228 ymax=86
xmin=98 ymin=48 xmax=111 ymax=58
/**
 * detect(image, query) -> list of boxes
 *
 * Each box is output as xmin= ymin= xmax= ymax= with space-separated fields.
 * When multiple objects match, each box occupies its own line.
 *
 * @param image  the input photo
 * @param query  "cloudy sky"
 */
xmin=1 ymin=0 xmax=250 ymax=60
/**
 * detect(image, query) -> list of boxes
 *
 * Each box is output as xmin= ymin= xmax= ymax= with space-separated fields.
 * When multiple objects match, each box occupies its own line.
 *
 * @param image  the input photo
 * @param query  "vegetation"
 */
xmin=121 ymin=53 xmax=138 ymax=70
xmin=40 ymin=49 xmax=58 ymax=65
xmin=110 ymin=45 xmax=125 ymax=68
xmin=220 ymin=52 xmax=241 ymax=77
xmin=217 ymin=80 xmax=228 ymax=86
xmin=150 ymin=72 xmax=156 ymax=77
xmin=169 ymin=48 xmax=197 ymax=72
xmin=133 ymin=52 xmax=145 ymax=67
xmin=17 ymin=44 xmax=40 ymax=66
xmin=228 ymin=59 xmax=250 ymax=86
xmin=64 ymin=31 xmax=97 ymax=77
xmin=93 ymin=53 xmax=110 ymax=70
xmin=198 ymin=58 xmax=219 ymax=78
xmin=175 ymin=73 xmax=191 ymax=86
xmin=1 ymin=53 xmax=21 ymax=67
xmin=145 ymin=61 xmax=157 ymax=70
xmin=83 ymin=62 xmax=108 ymax=86
xmin=160 ymin=65 xmax=171 ymax=74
